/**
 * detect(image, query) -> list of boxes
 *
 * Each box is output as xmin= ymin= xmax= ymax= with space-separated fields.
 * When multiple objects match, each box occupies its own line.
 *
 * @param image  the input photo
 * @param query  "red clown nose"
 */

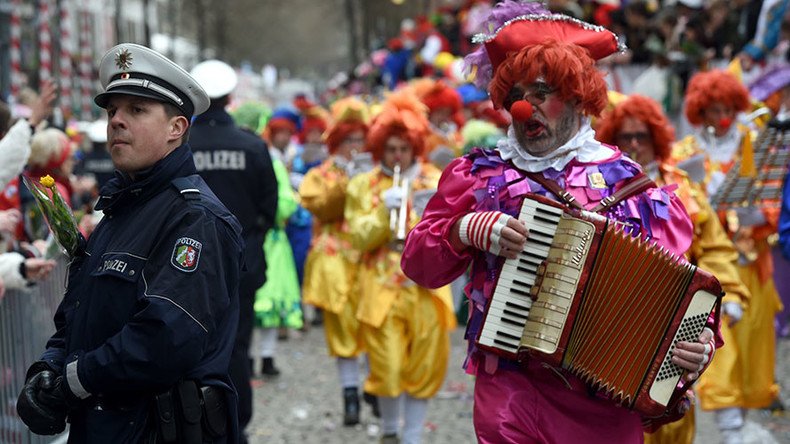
xmin=719 ymin=117 xmax=732 ymax=130
xmin=509 ymin=100 xmax=534 ymax=122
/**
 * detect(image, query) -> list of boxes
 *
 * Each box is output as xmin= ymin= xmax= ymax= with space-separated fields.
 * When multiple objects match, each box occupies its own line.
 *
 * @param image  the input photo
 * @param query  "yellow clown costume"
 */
xmin=643 ymin=165 xmax=751 ymax=444
xmin=674 ymin=68 xmax=782 ymax=412
xmin=301 ymin=159 xmax=362 ymax=357
xmin=343 ymin=89 xmax=455 ymax=442
xmin=345 ymin=162 xmax=456 ymax=398
xmin=673 ymin=126 xmax=782 ymax=411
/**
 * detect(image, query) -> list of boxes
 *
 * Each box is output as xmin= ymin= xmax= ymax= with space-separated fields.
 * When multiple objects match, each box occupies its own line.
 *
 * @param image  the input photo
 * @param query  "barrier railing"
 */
xmin=0 ymin=259 xmax=67 ymax=444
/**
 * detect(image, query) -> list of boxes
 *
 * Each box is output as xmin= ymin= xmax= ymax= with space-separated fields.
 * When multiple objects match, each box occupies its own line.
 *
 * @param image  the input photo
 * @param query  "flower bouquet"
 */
xmin=22 ymin=175 xmax=83 ymax=258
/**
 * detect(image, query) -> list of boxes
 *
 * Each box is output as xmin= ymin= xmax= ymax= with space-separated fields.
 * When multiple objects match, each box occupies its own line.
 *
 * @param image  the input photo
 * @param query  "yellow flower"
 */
xmin=40 ymin=175 xmax=56 ymax=188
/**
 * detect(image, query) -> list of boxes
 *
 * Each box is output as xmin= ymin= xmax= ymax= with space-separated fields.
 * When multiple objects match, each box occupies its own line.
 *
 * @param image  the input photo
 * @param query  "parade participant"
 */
xmin=401 ymin=2 xmax=721 ymax=442
xmin=15 ymin=43 xmax=244 ymax=443
xmin=414 ymin=79 xmax=464 ymax=162
xmin=288 ymin=105 xmax=328 ymax=325
xmin=749 ymin=65 xmax=790 ymax=339
xmin=251 ymin=113 xmax=302 ymax=376
xmin=596 ymin=94 xmax=751 ymax=444
xmin=345 ymin=90 xmax=455 ymax=444
xmin=300 ymin=97 xmax=368 ymax=426
xmin=677 ymin=69 xmax=783 ymax=417
xmin=189 ymin=59 xmax=278 ymax=444
xmin=781 ymin=175 xmax=790 ymax=260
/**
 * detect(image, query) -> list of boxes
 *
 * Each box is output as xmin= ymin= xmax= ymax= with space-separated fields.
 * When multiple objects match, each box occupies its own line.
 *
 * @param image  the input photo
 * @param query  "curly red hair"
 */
xmin=325 ymin=121 xmax=368 ymax=155
xmin=596 ymin=95 xmax=675 ymax=162
xmin=684 ymin=70 xmax=750 ymax=126
xmin=365 ymin=90 xmax=430 ymax=161
xmin=489 ymin=39 xmax=608 ymax=117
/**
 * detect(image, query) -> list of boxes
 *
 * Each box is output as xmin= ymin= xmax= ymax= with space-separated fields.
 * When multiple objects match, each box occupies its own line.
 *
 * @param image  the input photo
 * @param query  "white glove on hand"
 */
xmin=722 ymin=301 xmax=744 ymax=324
xmin=382 ymin=186 xmax=404 ymax=210
xmin=458 ymin=211 xmax=513 ymax=256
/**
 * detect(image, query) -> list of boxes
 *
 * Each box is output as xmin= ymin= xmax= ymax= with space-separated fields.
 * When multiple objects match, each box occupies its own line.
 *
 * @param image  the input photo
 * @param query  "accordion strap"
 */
xmin=525 ymin=171 xmax=656 ymax=214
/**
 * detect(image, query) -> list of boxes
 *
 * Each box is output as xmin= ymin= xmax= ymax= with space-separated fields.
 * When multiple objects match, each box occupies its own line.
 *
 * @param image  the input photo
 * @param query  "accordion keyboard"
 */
xmin=477 ymin=199 xmax=564 ymax=355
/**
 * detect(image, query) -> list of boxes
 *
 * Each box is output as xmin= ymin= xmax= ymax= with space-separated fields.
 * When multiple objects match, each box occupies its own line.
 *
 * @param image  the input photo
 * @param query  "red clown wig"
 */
xmin=299 ymin=115 xmax=328 ymax=144
xmin=684 ymin=70 xmax=750 ymax=126
xmin=325 ymin=97 xmax=370 ymax=155
xmin=596 ymin=94 xmax=676 ymax=162
xmin=488 ymin=40 xmax=609 ymax=117
xmin=366 ymin=90 xmax=430 ymax=161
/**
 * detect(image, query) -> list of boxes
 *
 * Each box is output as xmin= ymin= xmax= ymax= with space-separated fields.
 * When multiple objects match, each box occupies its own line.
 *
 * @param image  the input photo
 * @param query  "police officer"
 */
xmin=189 ymin=59 xmax=277 ymax=444
xmin=15 ymin=43 xmax=244 ymax=443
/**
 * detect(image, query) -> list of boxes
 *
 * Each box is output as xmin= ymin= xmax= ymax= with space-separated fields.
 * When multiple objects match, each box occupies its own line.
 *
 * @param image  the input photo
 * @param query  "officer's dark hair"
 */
xmin=209 ymin=95 xmax=231 ymax=110
xmin=0 ymin=100 xmax=11 ymax=139
xmin=162 ymin=102 xmax=191 ymax=143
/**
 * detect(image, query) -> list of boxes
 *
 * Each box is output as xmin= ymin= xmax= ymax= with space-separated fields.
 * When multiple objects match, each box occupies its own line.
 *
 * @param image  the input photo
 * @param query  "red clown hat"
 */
xmin=477 ymin=15 xmax=622 ymax=74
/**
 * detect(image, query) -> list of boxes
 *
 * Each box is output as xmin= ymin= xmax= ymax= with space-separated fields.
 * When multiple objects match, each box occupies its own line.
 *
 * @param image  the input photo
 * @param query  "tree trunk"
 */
xmin=196 ymin=0 xmax=206 ymax=59
xmin=345 ymin=0 xmax=359 ymax=68
xmin=143 ymin=0 xmax=151 ymax=47
xmin=114 ymin=0 xmax=122 ymax=43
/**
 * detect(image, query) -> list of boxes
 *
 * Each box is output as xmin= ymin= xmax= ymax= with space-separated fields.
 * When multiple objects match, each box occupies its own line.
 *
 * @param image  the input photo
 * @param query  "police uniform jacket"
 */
xmin=190 ymin=107 xmax=277 ymax=288
xmin=39 ymin=143 xmax=243 ymax=443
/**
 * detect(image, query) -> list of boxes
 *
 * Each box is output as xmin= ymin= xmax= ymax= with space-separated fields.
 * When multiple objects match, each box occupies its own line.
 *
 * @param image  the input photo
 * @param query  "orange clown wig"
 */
xmin=596 ymin=94 xmax=676 ymax=162
xmin=684 ymin=70 xmax=750 ymax=126
xmin=298 ymin=106 xmax=329 ymax=144
xmin=325 ymin=97 xmax=370 ymax=155
xmin=488 ymin=39 xmax=609 ymax=117
xmin=365 ymin=90 xmax=430 ymax=161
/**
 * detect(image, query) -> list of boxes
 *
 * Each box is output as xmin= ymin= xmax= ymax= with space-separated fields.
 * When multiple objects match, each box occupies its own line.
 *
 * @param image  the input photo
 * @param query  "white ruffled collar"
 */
xmin=694 ymin=124 xmax=742 ymax=163
xmin=495 ymin=119 xmax=615 ymax=172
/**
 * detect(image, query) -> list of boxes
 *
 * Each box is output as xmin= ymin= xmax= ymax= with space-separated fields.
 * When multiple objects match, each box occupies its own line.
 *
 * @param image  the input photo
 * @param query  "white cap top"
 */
xmin=190 ymin=60 xmax=238 ymax=99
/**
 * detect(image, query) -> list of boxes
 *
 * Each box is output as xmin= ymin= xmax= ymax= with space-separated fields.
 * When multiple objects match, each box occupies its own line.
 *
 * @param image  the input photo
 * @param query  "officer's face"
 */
xmin=105 ymin=95 xmax=187 ymax=175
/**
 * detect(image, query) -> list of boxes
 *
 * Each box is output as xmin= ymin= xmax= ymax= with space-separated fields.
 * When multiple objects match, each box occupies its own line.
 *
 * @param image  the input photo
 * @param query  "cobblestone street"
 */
xmin=246 ymin=325 xmax=790 ymax=444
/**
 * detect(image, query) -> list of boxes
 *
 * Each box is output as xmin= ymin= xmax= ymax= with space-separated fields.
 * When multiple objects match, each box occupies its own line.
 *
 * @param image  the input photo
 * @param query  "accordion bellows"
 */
xmin=477 ymin=194 xmax=722 ymax=417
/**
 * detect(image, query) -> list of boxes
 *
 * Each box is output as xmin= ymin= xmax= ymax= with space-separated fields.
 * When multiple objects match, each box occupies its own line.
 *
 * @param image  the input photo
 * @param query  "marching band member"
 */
xmin=400 ymin=2 xmax=721 ymax=442
xmin=675 ymin=70 xmax=783 ymax=426
xmin=345 ymin=90 xmax=455 ymax=444
xmin=300 ymin=97 xmax=369 ymax=426
xmin=596 ymin=94 xmax=751 ymax=444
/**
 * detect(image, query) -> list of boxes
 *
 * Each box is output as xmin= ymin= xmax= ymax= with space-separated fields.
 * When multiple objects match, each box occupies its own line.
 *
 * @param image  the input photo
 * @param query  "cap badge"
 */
xmin=115 ymin=48 xmax=134 ymax=71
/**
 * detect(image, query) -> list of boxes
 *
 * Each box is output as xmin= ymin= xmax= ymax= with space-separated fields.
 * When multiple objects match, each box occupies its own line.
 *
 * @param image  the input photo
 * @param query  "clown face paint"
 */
xmin=510 ymin=81 xmax=580 ymax=157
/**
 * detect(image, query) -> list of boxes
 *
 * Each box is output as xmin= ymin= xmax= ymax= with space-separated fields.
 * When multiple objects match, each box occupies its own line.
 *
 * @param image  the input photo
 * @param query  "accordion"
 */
xmin=710 ymin=120 xmax=790 ymax=212
xmin=476 ymin=194 xmax=722 ymax=417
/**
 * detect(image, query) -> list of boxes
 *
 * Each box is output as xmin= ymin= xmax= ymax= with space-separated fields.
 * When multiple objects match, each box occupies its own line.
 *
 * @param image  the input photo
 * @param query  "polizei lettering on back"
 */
xmin=193 ymin=150 xmax=247 ymax=171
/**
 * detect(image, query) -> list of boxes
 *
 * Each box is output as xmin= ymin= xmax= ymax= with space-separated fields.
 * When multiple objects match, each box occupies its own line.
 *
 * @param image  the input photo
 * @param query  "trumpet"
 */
xmin=389 ymin=164 xmax=411 ymax=248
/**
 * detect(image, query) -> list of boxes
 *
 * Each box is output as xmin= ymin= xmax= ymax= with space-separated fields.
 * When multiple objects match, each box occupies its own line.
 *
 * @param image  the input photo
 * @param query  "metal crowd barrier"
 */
xmin=0 ymin=259 xmax=67 ymax=444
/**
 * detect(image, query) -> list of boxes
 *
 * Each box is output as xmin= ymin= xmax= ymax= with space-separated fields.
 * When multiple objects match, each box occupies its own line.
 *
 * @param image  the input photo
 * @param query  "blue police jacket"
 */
xmin=39 ymin=143 xmax=243 ymax=442
xmin=189 ymin=107 xmax=277 ymax=287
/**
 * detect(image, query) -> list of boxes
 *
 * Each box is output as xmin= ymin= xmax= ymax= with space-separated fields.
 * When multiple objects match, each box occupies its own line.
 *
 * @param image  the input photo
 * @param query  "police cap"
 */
xmin=94 ymin=43 xmax=210 ymax=118
xmin=190 ymin=60 xmax=238 ymax=99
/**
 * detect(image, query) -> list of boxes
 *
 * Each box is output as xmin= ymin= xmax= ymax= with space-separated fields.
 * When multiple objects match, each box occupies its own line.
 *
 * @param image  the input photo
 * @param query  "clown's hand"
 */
xmin=671 ymin=327 xmax=715 ymax=382
xmin=458 ymin=211 xmax=527 ymax=259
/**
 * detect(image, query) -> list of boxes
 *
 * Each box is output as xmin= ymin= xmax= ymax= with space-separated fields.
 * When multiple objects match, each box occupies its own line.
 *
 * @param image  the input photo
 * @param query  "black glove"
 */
xmin=37 ymin=374 xmax=78 ymax=412
xmin=16 ymin=370 xmax=67 ymax=435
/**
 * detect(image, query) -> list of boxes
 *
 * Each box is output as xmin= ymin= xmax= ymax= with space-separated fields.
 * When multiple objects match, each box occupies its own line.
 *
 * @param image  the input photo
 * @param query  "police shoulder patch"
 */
xmin=171 ymin=237 xmax=202 ymax=272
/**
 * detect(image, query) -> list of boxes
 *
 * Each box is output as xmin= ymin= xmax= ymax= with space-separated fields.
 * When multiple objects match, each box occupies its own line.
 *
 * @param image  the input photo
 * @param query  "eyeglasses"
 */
xmin=615 ymin=132 xmax=652 ymax=144
xmin=505 ymin=82 xmax=557 ymax=109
